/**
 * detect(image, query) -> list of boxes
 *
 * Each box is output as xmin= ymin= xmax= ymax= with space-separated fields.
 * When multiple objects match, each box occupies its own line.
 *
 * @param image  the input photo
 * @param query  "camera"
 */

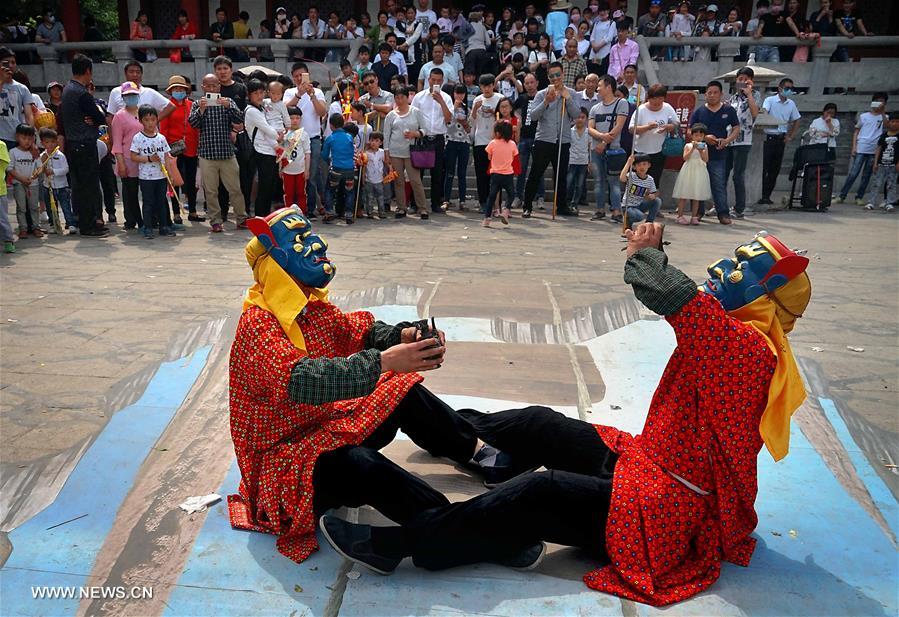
xmin=414 ymin=317 xmax=443 ymax=363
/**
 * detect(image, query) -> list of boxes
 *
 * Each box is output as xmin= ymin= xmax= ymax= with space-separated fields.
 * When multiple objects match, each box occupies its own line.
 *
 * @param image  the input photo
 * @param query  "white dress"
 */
xmin=672 ymin=147 xmax=712 ymax=201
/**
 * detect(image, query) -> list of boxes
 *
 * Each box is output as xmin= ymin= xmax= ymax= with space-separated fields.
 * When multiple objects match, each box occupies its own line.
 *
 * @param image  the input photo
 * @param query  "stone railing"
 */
xmin=7 ymin=39 xmax=363 ymax=94
xmin=638 ymin=35 xmax=899 ymax=113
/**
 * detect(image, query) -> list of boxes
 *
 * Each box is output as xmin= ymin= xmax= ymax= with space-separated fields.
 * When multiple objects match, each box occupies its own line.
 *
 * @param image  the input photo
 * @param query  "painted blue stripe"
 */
xmin=0 ymin=347 xmax=211 ymax=617
xmin=165 ymin=461 xmax=343 ymax=616
xmin=818 ymin=396 xmax=899 ymax=541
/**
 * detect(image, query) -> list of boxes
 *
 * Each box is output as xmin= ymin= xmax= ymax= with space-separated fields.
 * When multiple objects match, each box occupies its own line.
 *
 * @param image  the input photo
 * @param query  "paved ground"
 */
xmin=0 ymin=195 xmax=897 ymax=616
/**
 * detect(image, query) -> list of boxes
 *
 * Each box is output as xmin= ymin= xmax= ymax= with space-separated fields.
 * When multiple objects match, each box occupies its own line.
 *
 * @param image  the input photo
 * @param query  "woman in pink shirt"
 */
xmin=110 ymin=82 xmax=144 ymax=229
xmin=130 ymin=11 xmax=155 ymax=62
xmin=483 ymin=121 xmax=518 ymax=227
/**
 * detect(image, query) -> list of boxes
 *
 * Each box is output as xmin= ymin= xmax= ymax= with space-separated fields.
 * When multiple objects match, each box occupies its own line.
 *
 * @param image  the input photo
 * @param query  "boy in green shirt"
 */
xmin=0 ymin=141 xmax=15 ymax=253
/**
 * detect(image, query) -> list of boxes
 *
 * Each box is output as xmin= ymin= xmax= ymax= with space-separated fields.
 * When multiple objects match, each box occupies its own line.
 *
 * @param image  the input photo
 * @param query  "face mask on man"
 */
xmin=781 ymin=88 xmax=794 ymax=98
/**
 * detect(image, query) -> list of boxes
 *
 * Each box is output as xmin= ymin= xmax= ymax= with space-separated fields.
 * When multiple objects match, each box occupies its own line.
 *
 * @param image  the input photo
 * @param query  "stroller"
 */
xmin=785 ymin=138 xmax=834 ymax=211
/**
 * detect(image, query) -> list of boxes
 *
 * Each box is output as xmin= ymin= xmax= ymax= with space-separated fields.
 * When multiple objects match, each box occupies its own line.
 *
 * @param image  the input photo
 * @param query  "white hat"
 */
xmin=707 ymin=3 xmax=719 ymax=11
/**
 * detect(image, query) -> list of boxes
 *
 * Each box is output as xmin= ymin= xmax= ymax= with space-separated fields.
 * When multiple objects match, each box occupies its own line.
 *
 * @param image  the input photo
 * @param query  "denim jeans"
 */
xmin=362 ymin=181 xmax=385 ymax=215
xmin=866 ymin=166 xmax=898 ymax=205
xmin=626 ymin=197 xmax=662 ymax=226
xmin=48 ymin=186 xmax=75 ymax=227
xmin=566 ymin=165 xmax=587 ymax=205
xmin=307 ymin=137 xmax=326 ymax=213
xmin=840 ymin=153 xmax=875 ymax=200
xmin=139 ymin=178 xmax=170 ymax=233
xmin=725 ymin=145 xmax=751 ymax=214
xmin=706 ymin=158 xmax=729 ymax=217
xmin=443 ymin=140 xmax=470 ymax=203
xmin=326 ymin=167 xmax=357 ymax=218
xmin=754 ymin=45 xmax=780 ymax=62
xmin=590 ymin=150 xmax=622 ymax=213
xmin=516 ymin=138 xmax=545 ymax=200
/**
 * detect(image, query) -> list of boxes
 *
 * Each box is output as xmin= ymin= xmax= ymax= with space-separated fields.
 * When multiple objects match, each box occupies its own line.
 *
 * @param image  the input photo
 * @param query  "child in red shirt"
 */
xmin=484 ymin=121 xmax=518 ymax=227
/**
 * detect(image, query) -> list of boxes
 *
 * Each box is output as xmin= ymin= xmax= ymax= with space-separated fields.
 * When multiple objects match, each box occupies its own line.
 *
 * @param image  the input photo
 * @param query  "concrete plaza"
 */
xmin=0 ymin=197 xmax=896 ymax=616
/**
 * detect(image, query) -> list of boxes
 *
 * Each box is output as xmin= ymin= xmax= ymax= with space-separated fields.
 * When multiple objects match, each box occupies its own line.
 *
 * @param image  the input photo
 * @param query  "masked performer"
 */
xmin=320 ymin=223 xmax=812 ymax=605
xmin=228 ymin=206 xmax=540 ymax=566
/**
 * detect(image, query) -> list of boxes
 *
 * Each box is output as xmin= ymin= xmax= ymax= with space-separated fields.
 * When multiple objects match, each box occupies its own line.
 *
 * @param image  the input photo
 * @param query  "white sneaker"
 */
xmin=537 ymin=198 xmax=546 ymax=211
xmin=864 ymin=203 xmax=875 ymax=210
xmin=67 ymin=225 xmax=78 ymax=234
xmin=884 ymin=204 xmax=895 ymax=212
xmin=511 ymin=197 xmax=522 ymax=209
xmin=47 ymin=226 xmax=57 ymax=234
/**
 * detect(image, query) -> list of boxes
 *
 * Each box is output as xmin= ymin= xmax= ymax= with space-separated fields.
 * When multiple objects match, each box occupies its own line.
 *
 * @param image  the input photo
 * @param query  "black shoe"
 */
xmin=590 ymin=211 xmax=606 ymax=221
xmin=188 ymin=214 xmax=206 ymax=222
xmin=556 ymin=208 xmax=575 ymax=216
xmin=394 ymin=210 xmax=407 ymax=218
xmin=470 ymin=444 xmax=539 ymax=488
xmin=107 ymin=214 xmax=118 ymax=223
xmin=521 ymin=209 xmax=532 ymax=219
xmin=173 ymin=215 xmax=183 ymax=225
xmin=123 ymin=224 xmax=136 ymax=230
xmin=80 ymin=228 xmax=109 ymax=237
xmin=319 ymin=515 xmax=401 ymax=575
xmin=345 ymin=217 xmax=354 ymax=225
xmin=495 ymin=542 xmax=547 ymax=571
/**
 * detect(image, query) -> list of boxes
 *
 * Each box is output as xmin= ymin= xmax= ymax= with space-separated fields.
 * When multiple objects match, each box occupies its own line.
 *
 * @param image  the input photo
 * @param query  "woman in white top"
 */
xmin=807 ymin=103 xmax=840 ymax=158
xmin=528 ymin=34 xmax=557 ymax=88
xmin=383 ymin=86 xmax=429 ymax=219
xmin=575 ymin=21 xmax=591 ymax=57
xmin=244 ymin=79 xmax=285 ymax=217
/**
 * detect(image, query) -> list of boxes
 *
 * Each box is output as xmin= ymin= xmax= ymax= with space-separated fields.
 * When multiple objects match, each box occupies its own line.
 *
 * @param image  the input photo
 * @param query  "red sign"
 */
xmin=664 ymin=90 xmax=699 ymax=171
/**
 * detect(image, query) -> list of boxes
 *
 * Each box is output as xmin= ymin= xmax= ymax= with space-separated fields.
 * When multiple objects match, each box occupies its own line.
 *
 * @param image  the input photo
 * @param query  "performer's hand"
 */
xmin=381 ymin=339 xmax=445 ymax=373
xmin=400 ymin=326 xmax=446 ymax=346
xmin=624 ymin=222 xmax=664 ymax=258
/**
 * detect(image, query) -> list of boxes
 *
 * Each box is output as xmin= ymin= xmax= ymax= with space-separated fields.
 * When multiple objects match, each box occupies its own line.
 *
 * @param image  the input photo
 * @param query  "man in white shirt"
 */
xmin=415 ymin=0 xmax=438 ymax=29
xmin=285 ymin=62 xmax=328 ymax=216
xmin=759 ymin=77 xmax=801 ymax=204
xmin=417 ymin=42 xmax=459 ymax=90
xmin=588 ymin=7 xmax=617 ymax=74
xmin=838 ymin=92 xmax=887 ymax=204
xmin=106 ymin=61 xmax=174 ymax=119
xmin=412 ymin=67 xmax=452 ymax=214
xmin=726 ymin=67 xmax=761 ymax=217
xmin=628 ymin=83 xmax=679 ymax=191
xmin=574 ymin=73 xmax=600 ymax=113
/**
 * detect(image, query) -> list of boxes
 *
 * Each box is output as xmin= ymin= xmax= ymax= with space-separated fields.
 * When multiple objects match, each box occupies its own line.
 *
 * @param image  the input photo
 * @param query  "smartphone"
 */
xmin=696 ymin=142 xmax=707 ymax=150
xmin=431 ymin=84 xmax=441 ymax=94
xmin=300 ymin=72 xmax=311 ymax=85
xmin=205 ymin=92 xmax=220 ymax=105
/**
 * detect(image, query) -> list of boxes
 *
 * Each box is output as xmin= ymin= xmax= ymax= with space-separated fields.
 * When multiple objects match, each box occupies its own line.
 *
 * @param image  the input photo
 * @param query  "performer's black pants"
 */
xmin=312 ymin=384 xmax=478 ymax=523
xmin=316 ymin=392 xmax=618 ymax=570
xmin=525 ymin=141 xmax=571 ymax=213
xmin=762 ymin=134 xmax=786 ymax=201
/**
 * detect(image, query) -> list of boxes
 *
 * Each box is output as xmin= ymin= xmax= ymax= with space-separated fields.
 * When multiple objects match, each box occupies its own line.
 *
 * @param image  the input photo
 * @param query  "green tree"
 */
xmin=79 ymin=0 xmax=119 ymax=41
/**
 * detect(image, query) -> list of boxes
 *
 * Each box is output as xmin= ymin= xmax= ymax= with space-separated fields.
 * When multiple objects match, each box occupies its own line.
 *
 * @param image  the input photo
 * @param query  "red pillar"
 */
xmin=58 ymin=0 xmax=83 ymax=42
xmin=180 ymin=0 xmax=204 ymax=32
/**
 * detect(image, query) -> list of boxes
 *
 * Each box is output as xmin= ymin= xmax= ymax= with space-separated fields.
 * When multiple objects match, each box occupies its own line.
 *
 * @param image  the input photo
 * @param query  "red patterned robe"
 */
xmin=584 ymin=292 xmax=777 ymax=605
xmin=228 ymin=301 xmax=422 ymax=563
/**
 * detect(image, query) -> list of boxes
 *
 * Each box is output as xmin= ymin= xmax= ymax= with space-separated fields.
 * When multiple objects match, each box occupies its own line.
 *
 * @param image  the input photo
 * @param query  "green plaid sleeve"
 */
xmin=287 ymin=349 xmax=382 ymax=405
xmin=624 ymin=248 xmax=698 ymax=316
xmin=366 ymin=320 xmax=413 ymax=351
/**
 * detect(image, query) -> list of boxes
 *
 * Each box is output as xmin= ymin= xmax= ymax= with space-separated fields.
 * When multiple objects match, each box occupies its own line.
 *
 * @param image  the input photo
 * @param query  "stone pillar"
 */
xmin=34 ymin=45 xmax=62 ymax=88
xmin=271 ymin=40 xmax=291 ymax=79
xmin=808 ymin=38 xmax=839 ymax=97
xmin=715 ymin=39 xmax=740 ymax=83
xmin=189 ymin=39 xmax=210 ymax=88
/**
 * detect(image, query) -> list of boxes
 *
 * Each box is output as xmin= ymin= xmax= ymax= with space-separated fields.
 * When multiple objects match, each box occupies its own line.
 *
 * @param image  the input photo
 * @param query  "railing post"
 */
xmin=716 ymin=39 xmax=741 ymax=92
xmin=271 ymin=40 xmax=291 ymax=78
xmin=189 ymin=40 xmax=210 ymax=89
xmin=34 ymin=44 xmax=62 ymax=87
xmin=808 ymin=38 xmax=838 ymax=97
xmin=346 ymin=39 xmax=363 ymax=66
xmin=635 ymin=35 xmax=660 ymax=86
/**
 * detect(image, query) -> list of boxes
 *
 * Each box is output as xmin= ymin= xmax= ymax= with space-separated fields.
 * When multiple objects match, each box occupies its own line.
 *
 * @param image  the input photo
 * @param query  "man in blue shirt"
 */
xmin=321 ymin=113 xmax=358 ymax=224
xmin=759 ymin=78 xmax=801 ymax=204
xmin=688 ymin=80 xmax=740 ymax=225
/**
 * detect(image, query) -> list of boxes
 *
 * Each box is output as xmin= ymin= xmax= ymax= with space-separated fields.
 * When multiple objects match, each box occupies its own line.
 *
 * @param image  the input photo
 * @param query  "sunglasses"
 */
xmin=548 ymin=72 xmax=563 ymax=79
xmin=363 ymin=80 xmax=376 ymax=85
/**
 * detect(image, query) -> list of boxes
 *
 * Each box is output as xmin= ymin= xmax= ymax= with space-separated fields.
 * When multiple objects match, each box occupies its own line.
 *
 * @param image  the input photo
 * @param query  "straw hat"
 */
xmin=165 ymin=75 xmax=190 ymax=92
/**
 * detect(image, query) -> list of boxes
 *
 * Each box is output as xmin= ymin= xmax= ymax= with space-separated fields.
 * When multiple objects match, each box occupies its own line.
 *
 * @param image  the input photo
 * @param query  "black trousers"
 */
xmin=473 ymin=144 xmax=490 ymax=207
xmin=98 ymin=155 xmax=117 ymax=218
xmin=418 ymin=135 xmax=446 ymax=211
xmin=312 ymin=384 xmax=478 ymax=522
xmin=171 ymin=155 xmax=198 ymax=215
xmin=645 ymin=151 xmax=666 ymax=193
xmin=253 ymin=153 xmax=279 ymax=218
xmin=121 ymin=177 xmax=142 ymax=228
xmin=762 ymin=135 xmax=786 ymax=200
xmin=524 ymin=141 xmax=571 ymax=213
xmin=66 ymin=140 xmax=102 ymax=234
xmin=381 ymin=406 xmax=617 ymax=570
